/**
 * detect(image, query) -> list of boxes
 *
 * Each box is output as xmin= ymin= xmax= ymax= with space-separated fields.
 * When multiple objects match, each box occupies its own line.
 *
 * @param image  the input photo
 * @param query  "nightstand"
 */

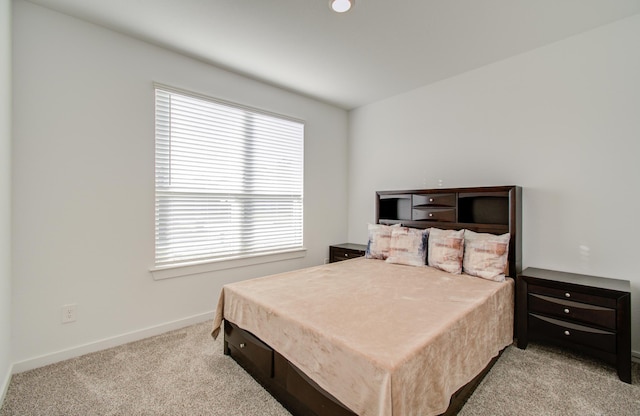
xmin=329 ymin=243 xmax=367 ymax=263
xmin=517 ymin=267 xmax=631 ymax=383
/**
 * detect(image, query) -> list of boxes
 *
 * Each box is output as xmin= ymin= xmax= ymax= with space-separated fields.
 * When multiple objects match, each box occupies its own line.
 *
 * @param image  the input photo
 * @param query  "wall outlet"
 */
xmin=62 ymin=304 xmax=77 ymax=324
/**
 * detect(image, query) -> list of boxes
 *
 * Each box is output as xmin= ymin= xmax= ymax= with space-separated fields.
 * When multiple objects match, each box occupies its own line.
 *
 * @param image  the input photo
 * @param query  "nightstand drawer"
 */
xmin=331 ymin=249 xmax=362 ymax=262
xmin=528 ymin=284 xmax=616 ymax=308
xmin=528 ymin=293 xmax=616 ymax=329
xmin=529 ymin=313 xmax=616 ymax=353
xmin=412 ymin=208 xmax=456 ymax=222
xmin=329 ymin=244 xmax=367 ymax=263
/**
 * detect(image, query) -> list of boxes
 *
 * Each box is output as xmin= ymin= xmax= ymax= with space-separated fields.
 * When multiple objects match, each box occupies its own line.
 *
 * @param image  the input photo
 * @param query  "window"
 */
xmin=154 ymin=85 xmax=304 ymax=268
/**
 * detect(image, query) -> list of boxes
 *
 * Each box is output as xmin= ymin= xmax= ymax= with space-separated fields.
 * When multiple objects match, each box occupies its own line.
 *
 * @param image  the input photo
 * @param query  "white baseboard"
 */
xmin=633 ymin=350 xmax=640 ymax=364
xmin=1 ymin=362 xmax=13 ymax=408
xmin=12 ymin=311 xmax=215 ymax=374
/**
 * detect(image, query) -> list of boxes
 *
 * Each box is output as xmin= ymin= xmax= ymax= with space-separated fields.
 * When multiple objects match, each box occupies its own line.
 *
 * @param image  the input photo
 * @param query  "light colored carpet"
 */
xmin=1 ymin=321 xmax=290 ymax=416
xmin=459 ymin=342 xmax=640 ymax=416
xmin=1 ymin=321 xmax=638 ymax=415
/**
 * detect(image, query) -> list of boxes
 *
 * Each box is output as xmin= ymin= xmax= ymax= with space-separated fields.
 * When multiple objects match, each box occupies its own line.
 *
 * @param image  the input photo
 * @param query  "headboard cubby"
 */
xmin=376 ymin=185 xmax=522 ymax=277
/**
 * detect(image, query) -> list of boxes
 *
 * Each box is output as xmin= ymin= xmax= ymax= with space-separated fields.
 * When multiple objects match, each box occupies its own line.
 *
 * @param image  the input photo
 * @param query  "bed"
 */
xmin=212 ymin=186 xmax=522 ymax=416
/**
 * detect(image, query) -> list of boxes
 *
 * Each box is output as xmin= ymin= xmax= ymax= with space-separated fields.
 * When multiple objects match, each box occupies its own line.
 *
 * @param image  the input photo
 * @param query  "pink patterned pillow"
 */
xmin=463 ymin=230 xmax=510 ymax=282
xmin=365 ymin=224 xmax=396 ymax=259
xmin=385 ymin=227 xmax=428 ymax=267
xmin=427 ymin=228 xmax=464 ymax=274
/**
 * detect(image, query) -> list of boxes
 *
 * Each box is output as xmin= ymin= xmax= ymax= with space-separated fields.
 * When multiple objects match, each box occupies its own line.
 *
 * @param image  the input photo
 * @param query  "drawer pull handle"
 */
xmin=564 ymin=308 xmax=570 ymax=314
xmin=564 ymin=330 xmax=570 ymax=336
xmin=429 ymin=198 xmax=434 ymax=202
xmin=429 ymin=213 xmax=433 ymax=217
xmin=239 ymin=343 xmax=246 ymax=349
xmin=565 ymin=292 xmax=571 ymax=298
xmin=344 ymin=253 xmax=348 ymax=257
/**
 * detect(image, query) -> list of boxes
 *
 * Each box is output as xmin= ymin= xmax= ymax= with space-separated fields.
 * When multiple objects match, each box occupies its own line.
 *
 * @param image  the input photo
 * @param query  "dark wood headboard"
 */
xmin=375 ymin=185 xmax=522 ymax=277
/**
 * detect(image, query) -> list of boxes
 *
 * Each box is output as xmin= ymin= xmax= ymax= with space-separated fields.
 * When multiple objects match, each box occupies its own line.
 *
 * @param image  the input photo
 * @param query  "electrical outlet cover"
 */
xmin=62 ymin=304 xmax=77 ymax=323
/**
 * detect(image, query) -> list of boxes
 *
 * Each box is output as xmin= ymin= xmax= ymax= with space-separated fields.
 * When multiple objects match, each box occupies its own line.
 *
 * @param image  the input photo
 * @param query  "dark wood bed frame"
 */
xmin=224 ymin=186 xmax=522 ymax=416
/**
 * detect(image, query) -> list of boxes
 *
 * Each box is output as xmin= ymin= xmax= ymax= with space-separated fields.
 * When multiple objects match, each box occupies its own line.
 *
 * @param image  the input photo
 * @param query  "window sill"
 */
xmin=149 ymin=248 xmax=307 ymax=280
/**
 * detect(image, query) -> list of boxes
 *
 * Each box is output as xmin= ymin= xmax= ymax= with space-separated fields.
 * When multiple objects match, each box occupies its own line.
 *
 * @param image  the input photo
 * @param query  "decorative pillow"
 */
xmin=365 ymin=223 xmax=396 ymax=259
xmin=385 ymin=227 xmax=429 ymax=267
xmin=463 ymin=230 xmax=510 ymax=282
xmin=427 ymin=228 xmax=464 ymax=274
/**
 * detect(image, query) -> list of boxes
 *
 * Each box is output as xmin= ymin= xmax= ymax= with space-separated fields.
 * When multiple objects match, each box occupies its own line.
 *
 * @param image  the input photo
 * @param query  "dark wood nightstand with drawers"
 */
xmin=517 ymin=267 xmax=631 ymax=383
xmin=329 ymin=243 xmax=367 ymax=263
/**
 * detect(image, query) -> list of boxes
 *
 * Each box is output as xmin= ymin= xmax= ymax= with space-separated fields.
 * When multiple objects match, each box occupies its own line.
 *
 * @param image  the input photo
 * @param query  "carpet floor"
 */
xmin=1 ymin=320 xmax=638 ymax=415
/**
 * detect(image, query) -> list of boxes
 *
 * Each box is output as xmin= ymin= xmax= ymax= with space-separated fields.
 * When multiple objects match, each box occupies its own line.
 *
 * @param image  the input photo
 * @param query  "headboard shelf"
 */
xmin=378 ymin=197 xmax=412 ymax=221
xmin=375 ymin=185 xmax=522 ymax=276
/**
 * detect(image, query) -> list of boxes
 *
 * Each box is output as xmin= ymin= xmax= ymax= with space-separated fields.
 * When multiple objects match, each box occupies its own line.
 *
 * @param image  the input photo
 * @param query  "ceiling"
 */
xmin=25 ymin=0 xmax=640 ymax=109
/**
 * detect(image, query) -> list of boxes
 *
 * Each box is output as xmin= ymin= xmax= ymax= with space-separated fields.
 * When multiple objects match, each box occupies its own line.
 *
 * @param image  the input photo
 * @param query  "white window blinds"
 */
xmin=155 ymin=86 xmax=304 ymax=267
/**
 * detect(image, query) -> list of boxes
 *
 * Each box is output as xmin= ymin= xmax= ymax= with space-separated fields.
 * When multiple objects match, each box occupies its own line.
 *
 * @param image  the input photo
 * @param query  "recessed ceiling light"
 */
xmin=330 ymin=0 xmax=354 ymax=13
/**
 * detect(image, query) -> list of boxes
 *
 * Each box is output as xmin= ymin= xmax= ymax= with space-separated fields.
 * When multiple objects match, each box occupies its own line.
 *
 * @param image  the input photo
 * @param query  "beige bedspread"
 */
xmin=212 ymin=257 xmax=514 ymax=416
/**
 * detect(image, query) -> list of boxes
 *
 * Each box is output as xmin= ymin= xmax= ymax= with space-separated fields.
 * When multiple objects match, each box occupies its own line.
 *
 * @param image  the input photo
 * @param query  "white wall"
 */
xmin=0 ymin=0 xmax=12 ymax=401
xmin=11 ymin=0 xmax=348 ymax=370
xmin=348 ymin=14 xmax=640 ymax=354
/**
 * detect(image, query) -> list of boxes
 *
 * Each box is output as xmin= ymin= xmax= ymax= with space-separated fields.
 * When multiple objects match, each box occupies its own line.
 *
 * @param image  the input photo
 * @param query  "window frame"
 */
xmin=151 ymin=84 xmax=306 ymax=279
